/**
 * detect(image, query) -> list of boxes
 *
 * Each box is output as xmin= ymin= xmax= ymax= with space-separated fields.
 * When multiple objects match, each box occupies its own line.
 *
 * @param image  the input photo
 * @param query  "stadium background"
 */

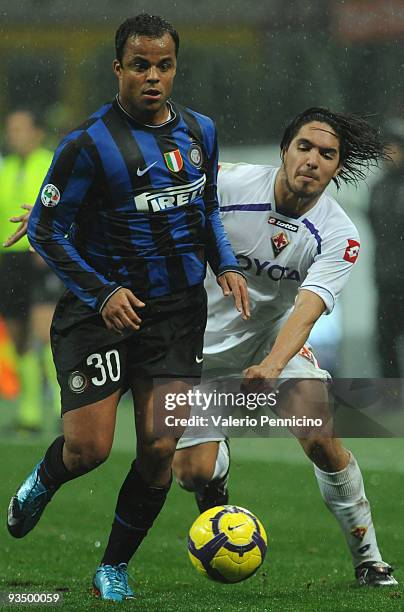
xmin=0 ymin=1 xmax=404 ymax=610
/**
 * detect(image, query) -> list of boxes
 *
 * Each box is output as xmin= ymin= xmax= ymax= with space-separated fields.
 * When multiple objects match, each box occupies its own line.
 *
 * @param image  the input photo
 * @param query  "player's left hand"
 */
xmin=3 ymin=204 xmax=33 ymax=248
xmin=217 ymin=272 xmax=250 ymax=320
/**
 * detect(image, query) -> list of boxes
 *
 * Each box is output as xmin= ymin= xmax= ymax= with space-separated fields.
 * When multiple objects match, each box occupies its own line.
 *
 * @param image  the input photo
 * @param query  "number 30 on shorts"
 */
xmin=87 ymin=350 xmax=121 ymax=386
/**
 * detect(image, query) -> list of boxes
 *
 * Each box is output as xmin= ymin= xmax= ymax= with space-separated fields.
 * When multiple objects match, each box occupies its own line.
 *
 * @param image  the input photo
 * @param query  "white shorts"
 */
xmin=176 ymin=332 xmax=330 ymax=450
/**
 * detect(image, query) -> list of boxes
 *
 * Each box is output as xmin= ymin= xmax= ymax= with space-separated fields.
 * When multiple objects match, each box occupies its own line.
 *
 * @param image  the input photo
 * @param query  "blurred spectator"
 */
xmin=0 ymin=110 xmax=60 ymax=432
xmin=368 ymin=118 xmax=404 ymax=387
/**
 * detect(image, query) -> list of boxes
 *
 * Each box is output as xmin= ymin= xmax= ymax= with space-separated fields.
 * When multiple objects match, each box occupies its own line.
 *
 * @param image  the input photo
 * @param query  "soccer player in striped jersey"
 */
xmin=173 ymin=108 xmax=397 ymax=587
xmin=6 ymin=14 xmax=248 ymax=602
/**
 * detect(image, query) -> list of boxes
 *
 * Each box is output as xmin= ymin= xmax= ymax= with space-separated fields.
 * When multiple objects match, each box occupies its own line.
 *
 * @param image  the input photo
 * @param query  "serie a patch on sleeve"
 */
xmin=41 ymin=184 xmax=61 ymax=207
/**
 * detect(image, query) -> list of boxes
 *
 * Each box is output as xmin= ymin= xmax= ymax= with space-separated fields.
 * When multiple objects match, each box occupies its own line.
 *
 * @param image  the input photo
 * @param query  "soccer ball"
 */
xmin=188 ymin=505 xmax=267 ymax=583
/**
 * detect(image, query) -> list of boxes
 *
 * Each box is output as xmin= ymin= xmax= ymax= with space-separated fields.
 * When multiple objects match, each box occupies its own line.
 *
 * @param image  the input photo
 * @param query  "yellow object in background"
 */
xmin=0 ymin=147 xmax=53 ymax=251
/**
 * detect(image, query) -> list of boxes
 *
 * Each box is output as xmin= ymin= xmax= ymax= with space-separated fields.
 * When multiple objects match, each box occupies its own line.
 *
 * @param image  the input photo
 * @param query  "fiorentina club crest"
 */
xmin=299 ymin=345 xmax=317 ymax=366
xmin=271 ymin=231 xmax=289 ymax=257
xmin=164 ymin=149 xmax=183 ymax=172
xmin=351 ymin=525 xmax=368 ymax=541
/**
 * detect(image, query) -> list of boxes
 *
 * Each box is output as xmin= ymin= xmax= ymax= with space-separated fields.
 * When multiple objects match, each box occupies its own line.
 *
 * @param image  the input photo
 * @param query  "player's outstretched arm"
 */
xmin=3 ymin=204 xmax=33 ymax=248
xmin=243 ymin=289 xmax=325 ymax=386
xmin=217 ymin=271 xmax=250 ymax=320
xmin=101 ymin=287 xmax=145 ymax=334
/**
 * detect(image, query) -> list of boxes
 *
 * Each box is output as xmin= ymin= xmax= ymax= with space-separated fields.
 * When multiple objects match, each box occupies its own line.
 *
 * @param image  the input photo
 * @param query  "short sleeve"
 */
xmin=300 ymin=228 xmax=360 ymax=314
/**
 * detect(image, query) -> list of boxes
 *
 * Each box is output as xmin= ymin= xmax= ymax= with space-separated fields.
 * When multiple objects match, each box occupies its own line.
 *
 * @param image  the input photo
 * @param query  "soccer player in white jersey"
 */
xmin=5 ymin=107 xmax=396 ymax=588
xmin=173 ymin=107 xmax=397 ymax=587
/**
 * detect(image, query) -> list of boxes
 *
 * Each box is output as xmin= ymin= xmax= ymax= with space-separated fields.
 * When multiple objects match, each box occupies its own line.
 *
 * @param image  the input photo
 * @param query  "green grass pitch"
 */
xmin=0 ymin=418 xmax=403 ymax=611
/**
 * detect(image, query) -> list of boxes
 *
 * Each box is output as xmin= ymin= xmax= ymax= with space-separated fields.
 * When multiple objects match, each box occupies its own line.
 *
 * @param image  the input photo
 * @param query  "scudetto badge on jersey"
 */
xmin=164 ymin=149 xmax=183 ymax=172
xmin=271 ymin=231 xmax=289 ymax=257
xmin=343 ymin=239 xmax=360 ymax=264
xmin=188 ymin=142 xmax=203 ymax=168
xmin=41 ymin=184 xmax=61 ymax=207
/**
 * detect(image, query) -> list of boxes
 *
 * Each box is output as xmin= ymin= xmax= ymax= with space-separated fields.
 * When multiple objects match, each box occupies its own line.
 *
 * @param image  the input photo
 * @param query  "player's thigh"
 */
xmin=132 ymin=377 xmax=191 ymax=455
xmin=277 ymin=375 xmax=349 ymax=469
xmin=53 ymin=338 xmax=127 ymax=412
xmin=272 ymin=346 xmax=332 ymax=435
xmin=62 ymin=388 xmax=121 ymax=459
xmin=51 ymin=308 xmax=129 ymax=455
xmin=277 ymin=378 xmax=334 ymax=438
xmin=51 ymin=303 xmax=128 ymax=407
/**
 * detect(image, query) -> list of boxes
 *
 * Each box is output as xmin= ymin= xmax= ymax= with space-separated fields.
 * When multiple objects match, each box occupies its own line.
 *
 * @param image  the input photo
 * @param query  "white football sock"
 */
xmin=314 ymin=453 xmax=382 ymax=567
xmin=212 ymin=440 xmax=230 ymax=480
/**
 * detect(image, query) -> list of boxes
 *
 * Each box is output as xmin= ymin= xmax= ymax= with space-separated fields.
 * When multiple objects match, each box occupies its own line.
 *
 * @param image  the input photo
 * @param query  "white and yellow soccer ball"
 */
xmin=188 ymin=505 xmax=267 ymax=583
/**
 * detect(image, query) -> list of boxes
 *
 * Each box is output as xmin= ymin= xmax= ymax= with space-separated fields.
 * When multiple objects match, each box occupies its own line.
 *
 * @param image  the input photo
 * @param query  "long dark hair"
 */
xmin=280 ymin=107 xmax=386 ymax=188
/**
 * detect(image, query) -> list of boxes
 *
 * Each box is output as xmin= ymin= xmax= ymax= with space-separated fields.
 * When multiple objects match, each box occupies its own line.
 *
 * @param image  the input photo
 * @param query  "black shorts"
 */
xmin=50 ymin=284 xmax=207 ymax=413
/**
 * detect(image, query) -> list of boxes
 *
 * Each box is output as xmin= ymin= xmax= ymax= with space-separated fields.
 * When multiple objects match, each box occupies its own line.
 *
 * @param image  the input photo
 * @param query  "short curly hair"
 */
xmin=280 ymin=107 xmax=387 ymax=188
xmin=115 ymin=14 xmax=179 ymax=64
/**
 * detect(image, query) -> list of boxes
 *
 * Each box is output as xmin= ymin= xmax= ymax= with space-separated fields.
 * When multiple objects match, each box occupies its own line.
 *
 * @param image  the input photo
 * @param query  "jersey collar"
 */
xmin=113 ymin=96 xmax=179 ymax=131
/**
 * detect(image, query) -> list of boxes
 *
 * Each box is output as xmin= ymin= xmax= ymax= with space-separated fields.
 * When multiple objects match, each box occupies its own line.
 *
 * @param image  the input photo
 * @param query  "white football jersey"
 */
xmin=204 ymin=162 xmax=360 ymax=353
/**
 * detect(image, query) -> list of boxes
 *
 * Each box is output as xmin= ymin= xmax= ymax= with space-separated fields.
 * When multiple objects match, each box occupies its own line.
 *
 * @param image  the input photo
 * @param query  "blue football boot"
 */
xmin=7 ymin=461 xmax=56 ymax=538
xmin=93 ymin=563 xmax=135 ymax=601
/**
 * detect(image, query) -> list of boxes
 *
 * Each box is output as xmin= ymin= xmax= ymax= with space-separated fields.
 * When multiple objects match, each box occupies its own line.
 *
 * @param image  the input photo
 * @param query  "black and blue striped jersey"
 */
xmin=27 ymin=97 xmax=241 ymax=312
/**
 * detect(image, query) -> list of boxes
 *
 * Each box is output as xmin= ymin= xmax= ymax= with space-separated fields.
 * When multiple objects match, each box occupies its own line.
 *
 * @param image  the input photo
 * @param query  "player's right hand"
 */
xmin=101 ymin=288 xmax=145 ymax=333
xmin=3 ymin=204 xmax=33 ymax=248
xmin=241 ymin=364 xmax=278 ymax=395
xmin=217 ymin=271 xmax=250 ymax=320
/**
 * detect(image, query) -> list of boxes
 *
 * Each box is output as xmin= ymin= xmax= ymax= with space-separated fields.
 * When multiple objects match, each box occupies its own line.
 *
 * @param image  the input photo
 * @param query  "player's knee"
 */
xmin=300 ymin=437 xmax=341 ymax=469
xmin=299 ymin=437 xmax=327 ymax=462
xmin=64 ymin=437 xmax=111 ymax=471
xmin=174 ymin=458 xmax=214 ymax=491
xmin=141 ymin=437 xmax=177 ymax=464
